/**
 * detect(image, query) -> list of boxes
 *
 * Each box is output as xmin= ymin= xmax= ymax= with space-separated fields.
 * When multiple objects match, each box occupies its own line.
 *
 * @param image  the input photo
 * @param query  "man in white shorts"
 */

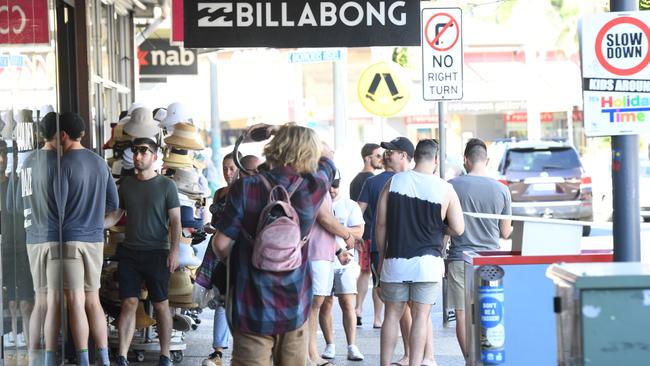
xmin=319 ymin=176 xmax=365 ymax=361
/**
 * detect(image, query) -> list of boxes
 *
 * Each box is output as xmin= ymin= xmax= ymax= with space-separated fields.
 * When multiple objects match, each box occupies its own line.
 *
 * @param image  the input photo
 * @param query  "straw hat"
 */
xmin=109 ymin=225 xmax=126 ymax=233
xmin=163 ymin=148 xmax=194 ymax=168
xmin=128 ymin=102 xmax=147 ymax=115
xmin=124 ymin=107 xmax=159 ymax=139
xmin=164 ymin=123 xmax=204 ymax=150
xmin=135 ymin=302 xmax=157 ymax=329
xmin=169 ymin=296 xmax=198 ymax=309
xmin=103 ymin=124 xmax=131 ymax=149
xmin=172 ymin=168 xmax=204 ymax=196
xmin=160 ymin=102 xmax=191 ymax=129
xmin=168 ymin=269 xmax=193 ymax=297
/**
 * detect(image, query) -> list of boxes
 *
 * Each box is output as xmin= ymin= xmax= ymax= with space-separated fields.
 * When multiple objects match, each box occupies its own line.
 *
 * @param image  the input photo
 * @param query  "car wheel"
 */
xmin=582 ymin=225 xmax=591 ymax=237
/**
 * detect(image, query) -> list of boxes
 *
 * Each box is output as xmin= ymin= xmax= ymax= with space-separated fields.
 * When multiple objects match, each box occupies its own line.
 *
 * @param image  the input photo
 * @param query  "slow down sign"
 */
xmin=581 ymin=12 xmax=650 ymax=136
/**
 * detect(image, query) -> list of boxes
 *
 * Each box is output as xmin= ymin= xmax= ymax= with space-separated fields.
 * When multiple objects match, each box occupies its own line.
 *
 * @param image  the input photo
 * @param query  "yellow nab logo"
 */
xmin=357 ymin=62 xmax=410 ymax=117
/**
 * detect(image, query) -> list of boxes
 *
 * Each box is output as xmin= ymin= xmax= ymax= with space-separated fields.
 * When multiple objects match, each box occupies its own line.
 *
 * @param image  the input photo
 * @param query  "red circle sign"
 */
xmin=595 ymin=16 xmax=650 ymax=76
xmin=425 ymin=13 xmax=459 ymax=52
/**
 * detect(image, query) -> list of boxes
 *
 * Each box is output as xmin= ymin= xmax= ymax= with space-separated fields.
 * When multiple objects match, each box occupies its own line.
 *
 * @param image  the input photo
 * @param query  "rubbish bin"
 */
xmin=546 ymin=262 xmax=650 ymax=366
xmin=464 ymin=250 xmax=612 ymax=366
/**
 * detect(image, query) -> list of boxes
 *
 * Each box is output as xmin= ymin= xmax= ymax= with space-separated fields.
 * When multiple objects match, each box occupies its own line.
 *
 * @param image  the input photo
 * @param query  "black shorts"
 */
xmin=370 ymin=251 xmax=381 ymax=288
xmin=117 ymin=246 xmax=170 ymax=303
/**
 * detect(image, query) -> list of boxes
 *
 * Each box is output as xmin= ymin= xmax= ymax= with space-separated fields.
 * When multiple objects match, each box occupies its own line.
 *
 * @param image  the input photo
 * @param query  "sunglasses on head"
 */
xmin=331 ymin=179 xmax=340 ymax=188
xmin=131 ymin=145 xmax=154 ymax=155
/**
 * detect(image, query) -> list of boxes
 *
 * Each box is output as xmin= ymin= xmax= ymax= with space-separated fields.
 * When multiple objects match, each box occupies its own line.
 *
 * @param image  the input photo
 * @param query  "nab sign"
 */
xmin=581 ymin=12 xmax=650 ymax=136
xmin=421 ymin=7 xmax=463 ymax=101
xmin=138 ymin=39 xmax=198 ymax=76
xmin=183 ymin=0 xmax=420 ymax=48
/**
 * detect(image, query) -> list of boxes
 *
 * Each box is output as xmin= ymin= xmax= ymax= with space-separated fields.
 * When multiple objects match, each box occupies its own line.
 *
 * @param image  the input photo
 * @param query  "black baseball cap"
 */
xmin=380 ymin=137 xmax=415 ymax=158
xmin=39 ymin=112 xmax=59 ymax=141
xmin=60 ymin=112 xmax=86 ymax=139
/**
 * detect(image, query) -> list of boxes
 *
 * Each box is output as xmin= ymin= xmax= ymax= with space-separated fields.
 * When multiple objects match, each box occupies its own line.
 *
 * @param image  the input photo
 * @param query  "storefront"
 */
xmin=1 ymin=0 xmax=136 ymax=359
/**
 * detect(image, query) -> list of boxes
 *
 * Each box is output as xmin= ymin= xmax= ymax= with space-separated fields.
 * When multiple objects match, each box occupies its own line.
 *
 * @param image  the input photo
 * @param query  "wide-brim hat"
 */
xmin=135 ymin=302 xmax=157 ymax=329
xmin=14 ymin=109 xmax=34 ymax=123
xmin=168 ymin=294 xmax=198 ymax=309
xmin=124 ymin=107 xmax=159 ymax=139
xmin=161 ymin=102 xmax=191 ymax=129
xmin=164 ymin=123 xmax=204 ymax=150
xmin=105 ymin=231 xmax=124 ymax=257
xmin=163 ymin=148 xmax=194 ymax=168
xmin=168 ymin=269 xmax=193 ymax=297
xmin=172 ymin=168 xmax=204 ymax=195
xmin=111 ymin=159 xmax=123 ymax=177
xmin=103 ymin=124 xmax=131 ymax=149
xmin=1 ymin=110 xmax=15 ymax=139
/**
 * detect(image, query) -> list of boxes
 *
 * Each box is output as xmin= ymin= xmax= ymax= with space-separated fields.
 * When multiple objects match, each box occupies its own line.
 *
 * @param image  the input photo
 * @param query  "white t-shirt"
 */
xmin=332 ymin=196 xmax=365 ymax=269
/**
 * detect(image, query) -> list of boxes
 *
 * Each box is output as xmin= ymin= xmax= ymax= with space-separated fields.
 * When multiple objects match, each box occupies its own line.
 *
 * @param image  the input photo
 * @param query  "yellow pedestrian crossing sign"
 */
xmin=358 ymin=62 xmax=411 ymax=117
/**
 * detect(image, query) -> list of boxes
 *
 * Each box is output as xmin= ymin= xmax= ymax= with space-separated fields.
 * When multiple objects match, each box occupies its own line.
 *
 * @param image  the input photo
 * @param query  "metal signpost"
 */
xmin=582 ymin=0 xmax=642 ymax=261
xmin=421 ymin=7 xmax=463 ymax=178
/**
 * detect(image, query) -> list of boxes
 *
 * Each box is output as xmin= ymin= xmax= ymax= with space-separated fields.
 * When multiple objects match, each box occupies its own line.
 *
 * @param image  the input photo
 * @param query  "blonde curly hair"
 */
xmin=263 ymin=123 xmax=322 ymax=174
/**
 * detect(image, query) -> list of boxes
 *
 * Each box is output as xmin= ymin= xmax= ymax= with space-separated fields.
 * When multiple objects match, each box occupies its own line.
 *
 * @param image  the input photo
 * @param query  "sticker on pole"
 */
xmin=421 ymin=7 xmax=463 ymax=101
xmin=357 ymin=62 xmax=411 ymax=117
xmin=581 ymin=12 xmax=650 ymax=136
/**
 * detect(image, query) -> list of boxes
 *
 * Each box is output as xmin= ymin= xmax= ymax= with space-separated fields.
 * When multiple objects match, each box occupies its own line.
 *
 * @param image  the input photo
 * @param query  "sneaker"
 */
xmin=115 ymin=355 xmax=129 ymax=366
xmin=158 ymin=355 xmax=173 ymax=366
xmin=201 ymin=351 xmax=224 ymax=366
xmin=347 ymin=345 xmax=364 ymax=361
xmin=321 ymin=344 xmax=336 ymax=359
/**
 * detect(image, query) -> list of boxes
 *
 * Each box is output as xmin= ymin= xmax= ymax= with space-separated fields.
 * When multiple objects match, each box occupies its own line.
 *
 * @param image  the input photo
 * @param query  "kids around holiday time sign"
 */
xmin=581 ymin=12 xmax=650 ymax=136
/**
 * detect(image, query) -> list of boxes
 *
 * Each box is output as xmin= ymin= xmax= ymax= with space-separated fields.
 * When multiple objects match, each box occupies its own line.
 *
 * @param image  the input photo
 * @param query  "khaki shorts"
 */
xmin=447 ymin=260 xmax=466 ymax=310
xmin=27 ymin=241 xmax=103 ymax=292
xmin=231 ymin=322 xmax=308 ymax=366
xmin=380 ymin=281 xmax=440 ymax=305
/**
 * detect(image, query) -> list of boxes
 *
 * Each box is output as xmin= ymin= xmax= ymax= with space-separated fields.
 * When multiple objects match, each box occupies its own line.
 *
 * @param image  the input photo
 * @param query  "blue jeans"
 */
xmin=213 ymin=305 xmax=231 ymax=349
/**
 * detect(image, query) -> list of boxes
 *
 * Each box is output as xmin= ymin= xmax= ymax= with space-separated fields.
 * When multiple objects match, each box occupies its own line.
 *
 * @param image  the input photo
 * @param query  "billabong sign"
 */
xmin=183 ymin=0 xmax=420 ymax=48
xmin=138 ymin=38 xmax=198 ymax=76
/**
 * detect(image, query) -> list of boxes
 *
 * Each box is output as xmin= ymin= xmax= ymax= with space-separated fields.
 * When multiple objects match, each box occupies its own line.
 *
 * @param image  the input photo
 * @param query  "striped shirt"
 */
xmin=382 ymin=170 xmax=449 ymax=283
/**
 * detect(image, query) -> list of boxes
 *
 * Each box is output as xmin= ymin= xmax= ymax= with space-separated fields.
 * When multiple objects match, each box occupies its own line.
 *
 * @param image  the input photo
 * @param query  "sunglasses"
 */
xmin=331 ymin=179 xmax=340 ymax=188
xmin=131 ymin=145 xmax=155 ymax=155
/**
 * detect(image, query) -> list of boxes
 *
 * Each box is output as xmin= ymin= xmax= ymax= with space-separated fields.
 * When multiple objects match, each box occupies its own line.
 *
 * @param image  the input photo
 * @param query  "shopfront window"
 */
xmin=1 ymin=0 xmax=67 ymax=361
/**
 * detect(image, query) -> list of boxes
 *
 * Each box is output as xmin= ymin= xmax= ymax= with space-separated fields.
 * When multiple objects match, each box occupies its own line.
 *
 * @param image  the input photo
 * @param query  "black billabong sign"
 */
xmin=138 ymin=39 xmax=198 ymax=76
xmin=183 ymin=0 xmax=420 ymax=48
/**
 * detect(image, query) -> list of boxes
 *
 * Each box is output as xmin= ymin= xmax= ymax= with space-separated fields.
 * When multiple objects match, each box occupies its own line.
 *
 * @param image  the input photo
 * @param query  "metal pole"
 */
xmin=610 ymin=0 xmax=640 ymax=262
xmin=210 ymin=57 xmax=222 ymax=185
xmin=438 ymin=101 xmax=445 ymax=179
xmin=333 ymin=49 xmax=347 ymax=150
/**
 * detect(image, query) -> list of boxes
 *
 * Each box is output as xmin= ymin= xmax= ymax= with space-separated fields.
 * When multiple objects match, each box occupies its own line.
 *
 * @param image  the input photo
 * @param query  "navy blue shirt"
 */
xmin=61 ymin=149 xmax=119 ymax=242
xmin=357 ymin=171 xmax=394 ymax=252
xmin=20 ymin=149 xmax=60 ymax=244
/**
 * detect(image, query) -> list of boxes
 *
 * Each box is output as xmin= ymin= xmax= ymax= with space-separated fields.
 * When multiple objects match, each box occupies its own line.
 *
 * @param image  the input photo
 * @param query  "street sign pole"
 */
xmin=610 ymin=0 xmax=641 ymax=262
xmin=438 ymin=101 xmax=445 ymax=179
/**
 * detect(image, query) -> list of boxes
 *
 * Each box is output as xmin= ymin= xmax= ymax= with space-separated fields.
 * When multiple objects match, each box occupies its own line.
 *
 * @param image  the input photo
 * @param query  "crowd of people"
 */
xmin=1 ymin=109 xmax=513 ymax=366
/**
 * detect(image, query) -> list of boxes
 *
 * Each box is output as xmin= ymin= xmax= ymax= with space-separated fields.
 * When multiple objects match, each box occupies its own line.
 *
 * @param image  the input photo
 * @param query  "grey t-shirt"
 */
xmin=61 ymin=149 xmax=119 ymax=243
xmin=119 ymin=175 xmax=180 ymax=251
xmin=448 ymin=174 xmax=511 ymax=261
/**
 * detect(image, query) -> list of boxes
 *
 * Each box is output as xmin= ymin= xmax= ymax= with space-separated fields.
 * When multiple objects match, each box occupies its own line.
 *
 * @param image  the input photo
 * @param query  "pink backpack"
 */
xmin=246 ymin=174 xmax=306 ymax=272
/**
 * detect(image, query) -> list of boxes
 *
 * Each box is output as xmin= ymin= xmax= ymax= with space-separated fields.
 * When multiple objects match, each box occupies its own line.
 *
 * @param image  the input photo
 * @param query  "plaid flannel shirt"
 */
xmin=216 ymin=157 xmax=335 ymax=335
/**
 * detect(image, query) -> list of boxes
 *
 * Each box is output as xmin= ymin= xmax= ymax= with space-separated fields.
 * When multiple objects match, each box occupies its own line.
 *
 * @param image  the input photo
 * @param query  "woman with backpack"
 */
xmin=210 ymin=123 xmax=336 ymax=366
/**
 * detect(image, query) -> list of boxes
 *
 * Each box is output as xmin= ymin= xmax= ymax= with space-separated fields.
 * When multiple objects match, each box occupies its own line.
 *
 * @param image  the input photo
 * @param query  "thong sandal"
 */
xmin=318 ymin=362 xmax=334 ymax=366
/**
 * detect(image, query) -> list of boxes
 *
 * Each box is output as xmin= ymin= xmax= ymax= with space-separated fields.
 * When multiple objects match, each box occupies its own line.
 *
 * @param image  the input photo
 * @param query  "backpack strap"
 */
xmin=286 ymin=177 xmax=304 ymax=199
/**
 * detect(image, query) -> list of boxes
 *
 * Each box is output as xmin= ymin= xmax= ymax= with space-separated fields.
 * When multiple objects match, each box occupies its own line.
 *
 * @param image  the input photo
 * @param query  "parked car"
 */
xmin=493 ymin=141 xmax=593 ymax=236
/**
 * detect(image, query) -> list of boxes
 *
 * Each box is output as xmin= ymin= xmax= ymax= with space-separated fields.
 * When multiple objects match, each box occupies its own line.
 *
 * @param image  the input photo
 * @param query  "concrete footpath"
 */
xmin=135 ymin=286 xmax=465 ymax=365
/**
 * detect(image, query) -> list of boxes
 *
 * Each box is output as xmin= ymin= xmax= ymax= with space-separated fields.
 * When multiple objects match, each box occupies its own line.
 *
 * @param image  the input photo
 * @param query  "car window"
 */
xmin=505 ymin=148 xmax=581 ymax=172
